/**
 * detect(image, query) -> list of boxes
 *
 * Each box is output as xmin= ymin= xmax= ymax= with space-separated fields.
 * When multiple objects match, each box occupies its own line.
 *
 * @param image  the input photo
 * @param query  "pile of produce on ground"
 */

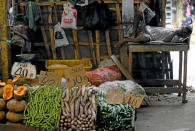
xmin=97 ymin=95 xmax=134 ymax=131
xmin=96 ymin=81 xmax=139 ymax=131
xmin=60 ymin=86 xmax=97 ymax=131
xmin=0 ymin=76 xmax=28 ymax=123
xmin=24 ymin=85 xmax=64 ymax=130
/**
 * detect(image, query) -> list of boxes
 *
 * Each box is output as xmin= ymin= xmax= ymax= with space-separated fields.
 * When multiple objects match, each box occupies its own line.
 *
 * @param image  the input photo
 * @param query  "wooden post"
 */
xmin=48 ymin=6 xmax=57 ymax=59
xmin=0 ymin=0 xmax=9 ymax=81
xmin=182 ymin=51 xmax=188 ymax=103
xmin=72 ymin=30 xmax=80 ymax=59
xmin=36 ymin=0 xmax=51 ymax=59
xmin=95 ymin=30 xmax=100 ymax=65
xmin=162 ymin=0 xmax=166 ymax=27
xmin=88 ymin=31 xmax=97 ymax=65
xmin=105 ymin=30 xmax=112 ymax=56
xmin=178 ymin=51 xmax=183 ymax=96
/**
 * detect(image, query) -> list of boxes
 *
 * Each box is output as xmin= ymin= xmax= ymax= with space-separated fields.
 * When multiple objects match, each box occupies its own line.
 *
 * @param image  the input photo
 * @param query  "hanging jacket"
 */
xmin=24 ymin=1 xmax=40 ymax=31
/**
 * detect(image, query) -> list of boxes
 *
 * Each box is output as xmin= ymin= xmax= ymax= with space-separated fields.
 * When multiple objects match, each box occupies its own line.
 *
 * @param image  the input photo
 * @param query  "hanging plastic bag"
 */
xmin=54 ymin=23 xmax=69 ymax=48
xmin=84 ymin=1 xmax=115 ymax=30
xmin=61 ymin=2 xmax=77 ymax=29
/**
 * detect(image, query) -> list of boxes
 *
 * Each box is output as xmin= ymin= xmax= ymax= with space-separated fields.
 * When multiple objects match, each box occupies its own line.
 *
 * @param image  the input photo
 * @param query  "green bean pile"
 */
xmin=24 ymin=86 xmax=64 ymax=131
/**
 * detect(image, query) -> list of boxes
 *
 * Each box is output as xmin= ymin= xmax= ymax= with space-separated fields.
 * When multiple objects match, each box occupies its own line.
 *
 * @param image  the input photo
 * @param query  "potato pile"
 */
xmin=60 ymin=86 xmax=97 ymax=131
xmin=0 ymin=98 xmax=6 ymax=121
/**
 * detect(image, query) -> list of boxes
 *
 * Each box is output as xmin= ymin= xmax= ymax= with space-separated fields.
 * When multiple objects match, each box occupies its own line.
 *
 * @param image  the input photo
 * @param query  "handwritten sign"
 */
xmin=11 ymin=62 xmax=36 ymax=79
xmin=125 ymin=91 xmax=144 ymax=108
xmin=106 ymin=88 xmax=124 ymax=104
xmin=64 ymin=65 xmax=88 ymax=88
xmin=39 ymin=71 xmax=62 ymax=86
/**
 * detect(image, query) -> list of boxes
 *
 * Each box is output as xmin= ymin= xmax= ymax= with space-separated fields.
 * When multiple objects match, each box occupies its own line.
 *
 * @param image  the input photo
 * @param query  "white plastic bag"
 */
xmin=61 ymin=2 xmax=77 ymax=29
xmin=54 ymin=23 xmax=69 ymax=48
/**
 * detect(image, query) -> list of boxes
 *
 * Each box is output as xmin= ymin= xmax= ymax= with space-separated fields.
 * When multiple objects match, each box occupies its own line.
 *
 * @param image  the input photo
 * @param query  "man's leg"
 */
xmin=114 ymin=33 xmax=150 ymax=48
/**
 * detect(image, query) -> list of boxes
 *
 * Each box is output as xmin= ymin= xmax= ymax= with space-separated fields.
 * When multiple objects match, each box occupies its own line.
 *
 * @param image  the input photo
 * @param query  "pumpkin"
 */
xmin=0 ymin=98 xmax=5 ymax=110
xmin=12 ymin=75 xmax=21 ymax=83
xmin=3 ymin=84 xmax=14 ymax=100
xmin=0 ymin=81 xmax=6 ymax=86
xmin=6 ymin=111 xmax=23 ymax=122
xmin=0 ymin=87 xmax=3 ymax=98
xmin=14 ymin=86 xmax=27 ymax=100
xmin=7 ymin=99 xmax=27 ymax=112
xmin=0 ymin=111 xmax=5 ymax=121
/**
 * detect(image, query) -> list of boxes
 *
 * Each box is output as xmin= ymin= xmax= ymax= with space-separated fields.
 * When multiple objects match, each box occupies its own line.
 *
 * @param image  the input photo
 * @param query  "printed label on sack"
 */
xmin=64 ymin=65 xmax=88 ymax=88
xmin=11 ymin=62 xmax=36 ymax=79
xmin=125 ymin=91 xmax=144 ymax=108
xmin=39 ymin=71 xmax=62 ymax=86
xmin=106 ymin=88 xmax=124 ymax=104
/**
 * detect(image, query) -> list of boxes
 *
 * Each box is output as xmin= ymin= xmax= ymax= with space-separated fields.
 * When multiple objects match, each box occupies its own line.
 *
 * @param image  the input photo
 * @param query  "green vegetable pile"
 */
xmin=97 ymin=94 xmax=134 ymax=131
xmin=24 ymin=86 xmax=64 ymax=131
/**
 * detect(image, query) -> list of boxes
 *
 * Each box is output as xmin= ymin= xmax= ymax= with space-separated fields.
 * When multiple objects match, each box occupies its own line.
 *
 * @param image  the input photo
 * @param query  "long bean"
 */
xmin=24 ymin=86 xmax=64 ymax=131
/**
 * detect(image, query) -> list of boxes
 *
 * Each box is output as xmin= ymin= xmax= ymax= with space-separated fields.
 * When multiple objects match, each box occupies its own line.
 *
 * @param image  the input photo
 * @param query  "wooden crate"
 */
xmin=0 ymin=123 xmax=39 ymax=131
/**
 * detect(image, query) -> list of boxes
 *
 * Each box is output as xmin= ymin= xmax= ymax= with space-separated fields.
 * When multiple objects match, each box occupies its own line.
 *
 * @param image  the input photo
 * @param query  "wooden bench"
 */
xmin=128 ymin=41 xmax=189 ymax=103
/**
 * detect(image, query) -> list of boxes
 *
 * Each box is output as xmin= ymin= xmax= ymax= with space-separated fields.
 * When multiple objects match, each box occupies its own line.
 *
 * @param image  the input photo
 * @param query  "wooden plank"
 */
xmin=0 ymin=123 xmax=38 ymax=131
xmin=129 ymin=45 xmax=189 ymax=52
xmin=144 ymin=87 xmax=187 ymax=94
xmin=111 ymin=55 xmax=135 ymax=82
xmin=120 ymin=45 xmax=129 ymax=69
xmin=116 ymin=3 xmax=123 ymax=41
xmin=48 ymin=6 xmax=57 ymax=59
xmin=105 ymin=30 xmax=112 ymax=56
xmin=128 ymin=51 xmax=133 ymax=74
xmin=20 ymin=0 xmax=144 ymax=6
xmin=178 ymin=51 xmax=183 ymax=96
xmin=72 ymin=30 xmax=80 ymax=59
xmin=183 ymin=51 xmax=188 ymax=103
xmin=36 ymin=0 xmax=51 ymax=59
xmin=0 ymin=0 xmax=9 ymax=81
xmin=60 ymin=48 xmax=65 ymax=60
xmin=88 ymin=31 xmax=97 ymax=66
xmin=136 ymin=79 xmax=182 ymax=86
xmin=95 ymin=30 xmax=100 ymax=65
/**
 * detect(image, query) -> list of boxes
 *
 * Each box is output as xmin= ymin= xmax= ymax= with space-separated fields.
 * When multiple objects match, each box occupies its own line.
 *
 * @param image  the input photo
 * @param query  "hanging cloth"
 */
xmin=24 ymin=1 xmax=40 ymax=31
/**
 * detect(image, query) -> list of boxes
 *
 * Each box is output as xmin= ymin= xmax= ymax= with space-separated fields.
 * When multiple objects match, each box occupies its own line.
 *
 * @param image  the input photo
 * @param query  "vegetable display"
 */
xmin=24 ymin=85 xmax=63 ymax=131
xmin=97 ymin=95 xmax=134 ymax=131
xmin=60 ymin=86 xmax=97 ymax=131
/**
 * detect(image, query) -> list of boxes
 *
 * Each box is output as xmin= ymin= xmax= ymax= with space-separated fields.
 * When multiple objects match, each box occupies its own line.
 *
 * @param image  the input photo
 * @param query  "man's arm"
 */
xmin=162 ymin=29 xmax=181 ymax=42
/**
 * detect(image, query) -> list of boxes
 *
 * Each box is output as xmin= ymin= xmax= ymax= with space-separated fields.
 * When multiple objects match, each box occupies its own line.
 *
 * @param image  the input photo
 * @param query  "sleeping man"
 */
xmin=114 ymin=8 xmax=193 ymax=48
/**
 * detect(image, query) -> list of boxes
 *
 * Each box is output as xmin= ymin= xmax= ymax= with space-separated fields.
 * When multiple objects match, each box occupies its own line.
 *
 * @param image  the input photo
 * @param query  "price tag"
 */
xmin=11 ymin=62 xmax=36 ymax=79
xmin=39 ymin=71 xmax=62 ymax=86
xmin=125 ymin=91 xmax=144 ymax=108
xmin=64 ymin=65 xmax=88 ymax=88
xmin=106 ymin=88 xmax=124 ymax=104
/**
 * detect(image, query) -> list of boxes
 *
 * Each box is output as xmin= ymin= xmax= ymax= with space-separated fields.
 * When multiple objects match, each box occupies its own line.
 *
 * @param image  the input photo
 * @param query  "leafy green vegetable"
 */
xmin=97 ymin=94 xmax=134 ymax=131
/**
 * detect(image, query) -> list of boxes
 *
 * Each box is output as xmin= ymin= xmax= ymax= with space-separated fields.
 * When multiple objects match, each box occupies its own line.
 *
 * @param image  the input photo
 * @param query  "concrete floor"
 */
xmin=135 ymin=93 xmax=195 ymax=131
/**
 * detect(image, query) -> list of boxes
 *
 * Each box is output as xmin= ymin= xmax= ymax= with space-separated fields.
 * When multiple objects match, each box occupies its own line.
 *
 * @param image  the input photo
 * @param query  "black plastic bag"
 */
xmin=83 ymin=1 xmax=115 ymax=30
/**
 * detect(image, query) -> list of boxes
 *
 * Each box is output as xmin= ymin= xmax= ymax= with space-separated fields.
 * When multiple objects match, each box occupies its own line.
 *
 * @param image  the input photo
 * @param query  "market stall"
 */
xmin=0 ymin=0 xmax=191 ymax=130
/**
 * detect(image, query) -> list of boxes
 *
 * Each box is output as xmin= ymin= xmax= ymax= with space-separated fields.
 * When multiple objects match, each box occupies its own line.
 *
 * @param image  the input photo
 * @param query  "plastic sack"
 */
xmin=61 ymin=2 xmax=77 ymax=29
xmin=54 ymin=23 xmax=69 ymax=48
xmin=86 ymin=65 xmax=121 ymax=86
xmin=84 ymin=1 xmax=115 ymax=30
